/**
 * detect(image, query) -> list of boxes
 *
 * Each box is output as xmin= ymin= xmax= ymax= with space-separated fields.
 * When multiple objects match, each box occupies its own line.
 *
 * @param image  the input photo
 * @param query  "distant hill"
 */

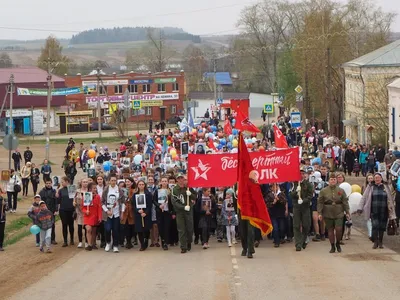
xmin=70 ymin=27 xmax=201 ymax=45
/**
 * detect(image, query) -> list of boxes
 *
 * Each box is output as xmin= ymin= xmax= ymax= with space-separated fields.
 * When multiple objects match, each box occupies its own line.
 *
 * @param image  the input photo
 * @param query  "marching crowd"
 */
xmin=0 ymin=115 xmax=399 ymax=257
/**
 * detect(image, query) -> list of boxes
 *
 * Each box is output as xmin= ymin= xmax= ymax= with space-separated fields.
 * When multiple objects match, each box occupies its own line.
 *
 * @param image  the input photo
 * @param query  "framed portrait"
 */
xmin=168 ymin=183 xmax=176 ymax=190
xmin=1 ymin=170 xmax=10 ymax=182
xmin=87 ymin=168 xmax=96 ymax=178
xmin=111 ymin=151 xmax=118 ymax=160
xmin=153 ymin=152 xmax=161 ymax=165
xmin=106 ymin=193 xmax=117 ymax=209
xmin=378 ymin=162 xmax=387 ymax=174
xmin=122 ymin=188 xmax=128 ymax=198
xmin=117 ymin=179 xmax=125 ymax=185
xmin=135 ymin=194 xmax=146 ymax=209
xmin=157 ymin=189 xmax=168 ymax=204
xmin=225 ymin=199 xmax=234 ymax=212
xmin=390 ymin=160 xmax=400 ymax=176
xmin=52 ymin=176 xmax=60 ymax=189
xmin=139 ymin=176 xmax=147 ymax=183
xmin=201 ymin=198 xmax=211 ymax=211
xmin=83 ymin=192 xmax=93 ymax=206
xmin=181 ymin=141 xmax=189 ymax=157
xmin=195 ymin=143 xmax=206 ymax=155
xmin=121 ymin=157 xmax=131 ymax=168
xmin=68 ymin=185 xmax=77 ymax=199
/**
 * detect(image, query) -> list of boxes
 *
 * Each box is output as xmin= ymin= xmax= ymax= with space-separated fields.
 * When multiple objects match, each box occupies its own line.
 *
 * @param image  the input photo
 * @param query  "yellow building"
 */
xmin=343 ymin=40 xmax=400 ymax=144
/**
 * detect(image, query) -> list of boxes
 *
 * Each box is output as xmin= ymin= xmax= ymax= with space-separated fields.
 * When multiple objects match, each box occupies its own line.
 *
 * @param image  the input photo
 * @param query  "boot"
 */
xmin=336 ymin=242 xmax=342 ymax=253
xmin=329 ymin=243 xmax=336 ymax=253
xmin=378 ymin=230 xmax=384 ymax=249
xmin=372 ymin=229 xmax=378 ymax=249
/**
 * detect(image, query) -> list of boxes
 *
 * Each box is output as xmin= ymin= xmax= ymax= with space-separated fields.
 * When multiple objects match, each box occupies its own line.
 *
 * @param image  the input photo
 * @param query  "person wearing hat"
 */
xmin=171 ymin=173 xmax=197 ymax=253
xmin=318 ymin=173 xmax=350 ymax=253
xmin=290 ymin=168 xmax=313 ymax=251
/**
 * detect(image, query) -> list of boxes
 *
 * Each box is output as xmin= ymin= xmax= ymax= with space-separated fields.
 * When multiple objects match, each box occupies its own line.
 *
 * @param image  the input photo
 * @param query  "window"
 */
xmin=145 ymin=107 xmax=152 ymax=115
xmin=143 ymin=84 xmax=151 ymax=93
xmin=172 ymin=82 xmax=179 ymax=91
xmin=170 ymin=105 xmax=177 ymax=114
xmin=128 ymin=84 xmax=138 ymax=94
xmin=99 ymin=85 xmax=106 ymax=95
xmin=157 ymin=83 xmax=166 ymax=92
xmin=114 ymin=85 xmax=123 ymax=94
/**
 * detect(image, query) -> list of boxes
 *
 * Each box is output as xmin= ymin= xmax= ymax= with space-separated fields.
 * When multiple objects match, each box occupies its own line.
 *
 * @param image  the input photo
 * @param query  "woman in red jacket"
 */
xmin=83 ymin=182 xmax=102 ymax=251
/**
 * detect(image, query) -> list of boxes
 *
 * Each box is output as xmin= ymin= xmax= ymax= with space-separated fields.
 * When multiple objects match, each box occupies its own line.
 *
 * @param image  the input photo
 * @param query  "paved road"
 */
xmin=10 ymin=229 xmax=400 ymax=300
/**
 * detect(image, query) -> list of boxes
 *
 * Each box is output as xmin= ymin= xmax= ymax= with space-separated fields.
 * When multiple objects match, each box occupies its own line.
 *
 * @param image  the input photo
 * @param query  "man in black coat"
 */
xmin=12 ymin=149 xmax=22 ymax=171
xmin=375 ymin=144 xmax=386 ymax=163
xmin=23 ymin=147 xmax=33 ymax=163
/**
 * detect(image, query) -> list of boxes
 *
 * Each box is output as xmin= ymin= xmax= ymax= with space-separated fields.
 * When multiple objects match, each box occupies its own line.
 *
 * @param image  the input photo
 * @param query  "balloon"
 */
xmin=192 ymin=128 xmax=197 ymax=134
xmin=251 ymin=137 xmax=257 ymax=143
xmin=208 ymin=133 xmax=214 ymax=139
xmin=173 ymin=155 xmax=179 ymax=161
xmin=232 ymin=119 xmax=236 ymax=124
xmin=229 ymin=135 xmax=233 ymax=141
xmin=351 ymin=184 xmax=361 ymax=194
xmin=339 ymin=182 xmax=352 ymax=197
xmin=247 ymin=144 xmax=253 ymax=148
xmin=313 ymin=171 xmax=321 ymax=180
xmin=88 ymin=149 xmax=96 ymax=159
xmin=312 ymin=157 xmax=322 ymax=165
xmin=345 ymin=138 xmax=350 ymax=144
xmin=227 ymin=142 xmax=232 ymax=149
xmin=103 ymin=161 xmax=111 ymax=171
xmin=170 ymin=149 xmax=177 ymax=156
xmin=156 ymin=138 xmax=161 ymax=144
xmin=349 ymin=192 xmax=362 ymax=214
xmin=232 ymin=139 xmax=238 ymax=148
xmin=30 ymin=225 xmax=40 ymax=235
xmin=232 ymin=129 xmax=238 ymax=135
xmin=259 ymin=146 xmax=265 ymax=151
xmin=167 ymin=140 xmax=171 ymax=145
xmin=205 ymin=133 xmax=209 ymax=139
xmin=134 ymin=154 xmax=143 ymax=165
xmin=156 ymin=144 xmax=162 ymax=150
xmin=220 ymin=139 xmax=226 ymax=145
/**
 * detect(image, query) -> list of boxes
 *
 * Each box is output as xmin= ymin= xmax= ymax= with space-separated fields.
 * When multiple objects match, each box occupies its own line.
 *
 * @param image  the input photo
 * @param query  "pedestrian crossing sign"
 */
xmin=264 ymin=104 xmax=274 ymax=114
xmin=132 ymin=100 xmax=141 ymax=109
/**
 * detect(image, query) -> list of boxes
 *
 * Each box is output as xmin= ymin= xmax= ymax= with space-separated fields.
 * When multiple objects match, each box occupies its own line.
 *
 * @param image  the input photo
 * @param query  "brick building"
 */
xmin=65 ymin=70 xmax=185 ymax=122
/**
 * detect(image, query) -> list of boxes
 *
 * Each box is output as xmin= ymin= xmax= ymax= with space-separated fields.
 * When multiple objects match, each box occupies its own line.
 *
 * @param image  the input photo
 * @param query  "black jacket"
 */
xmin=39 ymin=187 xmax=57 ymax=213
xmin=12 ymin=152 xmax=22 ymax=162
xmin=65 ymin=165 xmax=77 ymax=179
xmin=132 ymin=191 xmax=153 ymax=232
xmin=0 ymin=197 xmax=7 ymax=223
xmin=24 ymin=150 xmax=33 ymax=162
xmin=58 ymin=187 xmax=74 ymax=212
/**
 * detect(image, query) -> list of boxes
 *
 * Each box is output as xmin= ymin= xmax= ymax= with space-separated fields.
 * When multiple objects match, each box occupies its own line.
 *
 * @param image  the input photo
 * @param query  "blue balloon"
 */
xmin=345 ymin=138 xmax=350 ymax=144
xmin=30 ymin=225 xmax=40 ymax=235
xmin=229 ymin=134 xmax=233 ymax=141
xmin=217 ymin=144 xmax=223 ymax=150
xmin=227 ymin=142 xmax=232 ymax=148
xmin=375 ymin=161 xmax=379 ymax=169
xmin=232 ymin=129 xmax=238 ymax=135
xmin=220 ymin=139 xmax=226 ymax=145
xmin=312 ymin=157 xmax=322 ymax=165
xmin=103 ymin=161 xmax=111 ymax=171
xmin=198 ymin=129 xmax=203 ymax=133
xmin=208 ymin=133 xmax=214 ymax=139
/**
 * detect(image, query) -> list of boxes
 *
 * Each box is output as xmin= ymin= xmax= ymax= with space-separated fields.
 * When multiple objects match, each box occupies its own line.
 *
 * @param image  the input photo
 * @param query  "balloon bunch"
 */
xmin=339 ymin=182 xmax=362 ymax=214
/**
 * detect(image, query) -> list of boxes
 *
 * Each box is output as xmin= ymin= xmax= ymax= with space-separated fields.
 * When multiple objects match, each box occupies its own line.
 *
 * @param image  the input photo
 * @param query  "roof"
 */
xmin=387 ymin=77 xmax=400 ymax=89
xmin=203 ymin=72 xmax=233 ymax=85
xmin=343 ymin=40 xmax=400 ymax=68
xmin=189 ymin=91 xmax=249 ymax=100
xmin=0 ymin=67 xmax=65 ymax=84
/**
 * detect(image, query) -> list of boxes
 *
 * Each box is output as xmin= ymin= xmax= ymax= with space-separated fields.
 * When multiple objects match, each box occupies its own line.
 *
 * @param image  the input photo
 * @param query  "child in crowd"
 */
xmin=36 ymin=201 xmax=54 ymax=253
xmin=353 ymin=159 xmax=360 ymax=177
xmin=222 ymin=189 xmax=238 ymax=247
xmin=27 ymin=195 xmax=41 ymax=247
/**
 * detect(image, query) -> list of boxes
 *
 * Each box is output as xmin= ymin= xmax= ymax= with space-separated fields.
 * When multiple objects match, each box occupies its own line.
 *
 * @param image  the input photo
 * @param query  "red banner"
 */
xmin=188 ymin=148 xmax=301 ymax=187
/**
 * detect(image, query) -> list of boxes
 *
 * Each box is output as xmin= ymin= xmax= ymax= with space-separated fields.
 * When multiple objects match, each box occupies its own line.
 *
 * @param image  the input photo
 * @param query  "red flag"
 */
xmin=208 ymin=137 xmax=216 ymax=151
xmin=273 ymin=125 xmax=288 ymax=148
xmin=237 ymin=133 xmax=272 ymax=236
xmin=235 ymin=111 xmax=260 ymax=133
xmin=224 ymin=119 xmax=232 ymax=135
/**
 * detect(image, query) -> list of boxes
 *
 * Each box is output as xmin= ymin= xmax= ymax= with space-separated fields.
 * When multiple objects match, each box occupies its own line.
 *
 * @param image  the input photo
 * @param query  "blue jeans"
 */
xmin=272 ymin=217 xmax=286 ymax=245
xmin=105 ymin=217 xmax=120 ymax=247
xmin=361 ymin=163 xmax=367 ymax=176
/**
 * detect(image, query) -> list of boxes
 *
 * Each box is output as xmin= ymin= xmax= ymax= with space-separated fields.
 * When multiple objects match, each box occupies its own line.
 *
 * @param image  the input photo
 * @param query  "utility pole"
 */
xmin=326 ymin=47 xmax=332 ymax=133
xmin=8 ymin=74 xmax=14 ymax=169
xmin=304 ymin=52 xmax=310 ymax=120
xmin=45 ymin=60 xmax=52 ymax=162
xmin=96 ymin=67 xmax=102 ymax=138
xmin=213 ymin=57 xmax=217 ymax=115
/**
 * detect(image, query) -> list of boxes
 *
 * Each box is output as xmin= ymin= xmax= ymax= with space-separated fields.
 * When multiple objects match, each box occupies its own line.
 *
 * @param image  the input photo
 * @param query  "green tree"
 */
xmin=0 ymin=53 xmax=12 ymax=68
xmin=37 ymin=36 xmax=72 ymax=76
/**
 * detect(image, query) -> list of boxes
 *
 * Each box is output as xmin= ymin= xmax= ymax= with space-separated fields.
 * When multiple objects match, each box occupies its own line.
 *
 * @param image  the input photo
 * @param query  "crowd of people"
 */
xmin=0 ymin=114 xmax=399 ymax=256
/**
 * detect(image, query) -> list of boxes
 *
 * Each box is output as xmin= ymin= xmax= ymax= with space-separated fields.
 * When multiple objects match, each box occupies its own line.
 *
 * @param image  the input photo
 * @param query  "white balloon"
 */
xmin=339 ymin=182 xmax=352 ymax=197
xmin=348 ymin=192 xmax=362 ymax=214
xmin=252 ymin=137 xmax=257 ymax=143
xmin=133 ymin=154 xmax=142 ymax=165
xmin=313 ymin=171 xmax=321 ymax=180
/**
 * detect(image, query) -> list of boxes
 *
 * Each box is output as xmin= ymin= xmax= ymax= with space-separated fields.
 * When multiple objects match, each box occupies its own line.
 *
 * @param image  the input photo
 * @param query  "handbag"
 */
xmin=387 ymin=219 xmax=396 ymax=236
xmin=13 ymin=176 xmax=21 ymax=193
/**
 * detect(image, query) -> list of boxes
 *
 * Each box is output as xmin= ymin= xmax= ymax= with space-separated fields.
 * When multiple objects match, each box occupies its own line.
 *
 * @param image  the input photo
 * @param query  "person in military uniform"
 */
xmin=290 ymin=168 xmax=313 ymax=251
xmin=317 ymin=173 xmax=350 ymax=253
xmin=239 ymin=210 xmax=255 ymax=258
xmin=171 ymin=173 xmax=197 ymax=253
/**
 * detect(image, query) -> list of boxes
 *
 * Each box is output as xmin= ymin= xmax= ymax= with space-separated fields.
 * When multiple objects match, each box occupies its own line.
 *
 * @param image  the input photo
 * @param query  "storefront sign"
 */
xmin=6 ymin=110 xmax=32 ymax=118
xmin=85 ymin=93 xmax=178 ymax=103
xmin=17 ymin=87 xmax=83 ymax=96
xmin=82 ymin=80 xmax=128 ymax=86
xmin=129 ymin=79 xmax=153 ymax=84
xmin=154 ymin=78 xmax=176 ymax=83
xmin=141 ymin=100 xmax=163 ymax=107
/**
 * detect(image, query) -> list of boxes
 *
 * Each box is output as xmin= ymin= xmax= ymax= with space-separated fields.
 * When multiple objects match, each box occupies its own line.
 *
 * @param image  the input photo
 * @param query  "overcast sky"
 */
xmin=0 ymin=0 xmax=398 ymax=40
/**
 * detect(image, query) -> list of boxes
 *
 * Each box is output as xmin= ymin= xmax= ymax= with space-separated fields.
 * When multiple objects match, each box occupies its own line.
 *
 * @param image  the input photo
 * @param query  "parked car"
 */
xmin=167 ymin=115 xmax=183 ymax=125
xmin=90 ymin=122 xmax=116 ymax=131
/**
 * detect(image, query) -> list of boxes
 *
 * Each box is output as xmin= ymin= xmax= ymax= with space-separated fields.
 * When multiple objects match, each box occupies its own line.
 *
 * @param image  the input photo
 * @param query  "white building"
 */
xmin=388 ymin=78 xmax=400 ymax=148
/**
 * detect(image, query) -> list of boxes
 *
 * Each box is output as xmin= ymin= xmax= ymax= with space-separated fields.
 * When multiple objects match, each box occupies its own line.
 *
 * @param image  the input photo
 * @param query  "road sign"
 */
xmin=3 ymin=134 xmax=19 ymax=151
xmin=216 ymin=98 xmax=223 ymax=105
xmin=294 ymin=85 xmax=303 ymax=94
xmin=264 ymin=103 xmax=274 ymax=114
xmin=291 ymin=112 xmax=301 ymax=128
xmin=132 ymin=100 xmax=141 ymax=109
xmin=296 ymin=94 xmax=303 ymax=102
